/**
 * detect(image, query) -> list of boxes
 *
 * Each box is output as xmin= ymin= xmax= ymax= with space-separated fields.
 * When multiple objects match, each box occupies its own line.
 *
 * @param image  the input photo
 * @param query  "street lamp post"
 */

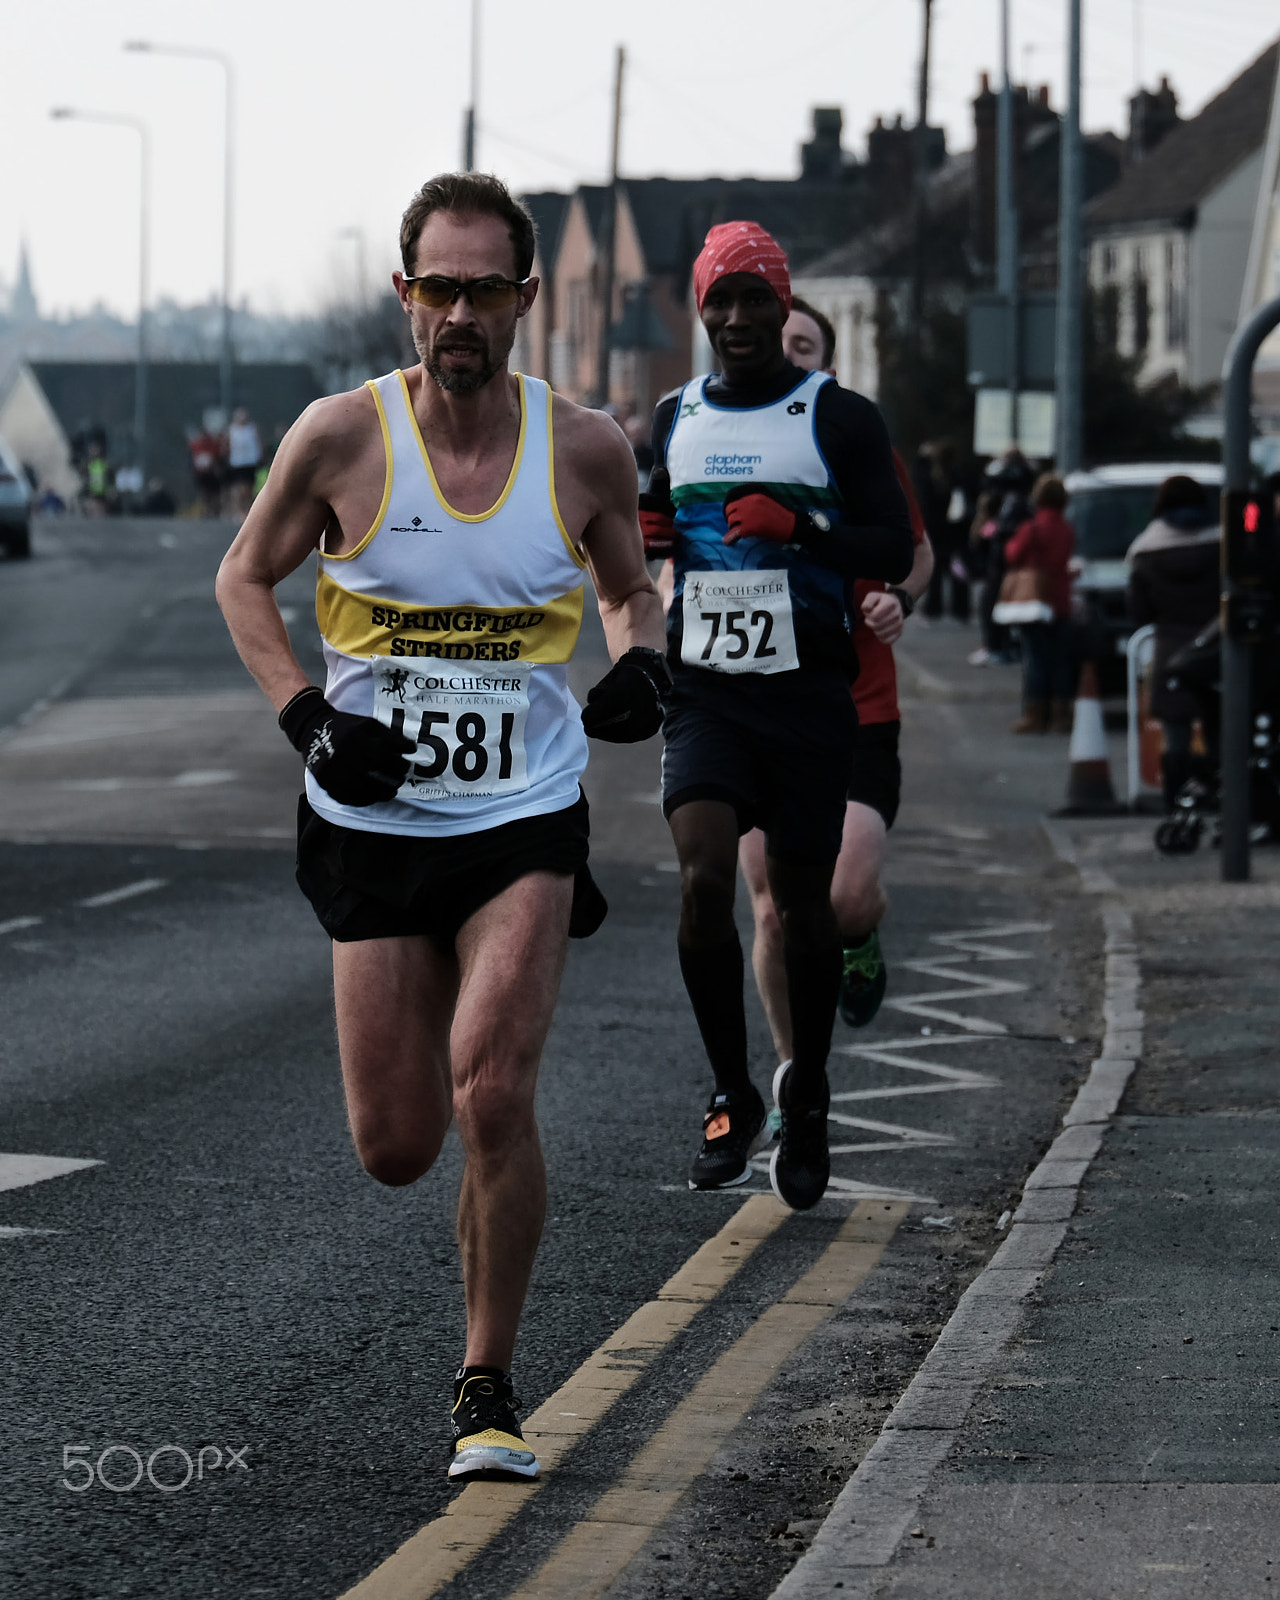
xmin=463 ymin=0 xmax=480 ymax=169
xmin=125 ymin=41 xmax=235 ymax=423
xmin=51 ymin=108 xmax=151 ymax=482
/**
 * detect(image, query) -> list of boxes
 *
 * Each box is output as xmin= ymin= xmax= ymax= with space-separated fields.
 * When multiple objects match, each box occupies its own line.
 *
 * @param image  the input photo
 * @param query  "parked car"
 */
xmin=0 ymin=433 xmax=32 ymax=559
xmin=1064 ymin=462 xmax=1223 ymax=678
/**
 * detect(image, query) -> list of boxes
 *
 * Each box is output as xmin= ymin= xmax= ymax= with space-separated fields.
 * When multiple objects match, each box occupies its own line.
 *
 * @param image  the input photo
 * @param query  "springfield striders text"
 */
xmin=369 ymin=604 xmax=546 ymax=660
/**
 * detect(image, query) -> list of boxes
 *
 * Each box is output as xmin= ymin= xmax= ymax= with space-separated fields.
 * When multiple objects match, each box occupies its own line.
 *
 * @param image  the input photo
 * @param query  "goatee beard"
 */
xmin=419 ymin=328 xmax=510 ymax=396
xmin=426 ymin=352 xmax=502 ymax=395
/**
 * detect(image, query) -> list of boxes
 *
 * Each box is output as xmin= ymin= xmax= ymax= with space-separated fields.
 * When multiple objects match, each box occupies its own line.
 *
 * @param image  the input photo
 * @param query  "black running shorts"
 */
xmin=847 ymin=720 xmax=901 ymax=829
xmin=296 ymin=790 xmax=590 ymax=944
xmin=661 ymin=667 xmax=858 ymax=861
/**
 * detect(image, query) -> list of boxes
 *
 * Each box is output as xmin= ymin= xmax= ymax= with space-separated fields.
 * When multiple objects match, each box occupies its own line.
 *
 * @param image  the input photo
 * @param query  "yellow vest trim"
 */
xmin=315 ymin=570 xmax=584 ymax=663
xmin=546 ymin=384 xmax=588 ymax=571
xmin=395 ymin=368 xmax=527 ymax=524
xmin=321 ymin=381 xmax=393 ymax=563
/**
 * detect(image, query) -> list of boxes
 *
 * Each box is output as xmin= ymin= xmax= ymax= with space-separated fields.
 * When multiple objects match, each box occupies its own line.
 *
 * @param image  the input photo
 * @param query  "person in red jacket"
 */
xmin=1004 ymin=473 xmax=1075 ymax=733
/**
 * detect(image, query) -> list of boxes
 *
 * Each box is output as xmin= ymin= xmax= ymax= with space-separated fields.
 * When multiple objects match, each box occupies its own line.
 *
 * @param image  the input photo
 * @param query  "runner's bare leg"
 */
xmin=451 ymin=871 xmax=571 ymax=1370
xmin=331 ymin=870 xmax=572 ymax=1372
xmin=739 ymin=826 xmax=792 ymax=1060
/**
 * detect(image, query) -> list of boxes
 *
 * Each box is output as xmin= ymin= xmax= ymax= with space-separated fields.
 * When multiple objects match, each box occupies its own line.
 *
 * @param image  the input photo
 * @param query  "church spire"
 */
xmin=12 ymin=240 xmax=38 ymax=323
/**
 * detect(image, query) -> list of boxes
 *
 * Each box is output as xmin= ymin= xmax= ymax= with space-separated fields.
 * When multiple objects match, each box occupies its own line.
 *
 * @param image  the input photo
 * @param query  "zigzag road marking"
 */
xmin=825 ymin=921 xmax=1050 ymax=1169
xmin=884 ymin=921 xmax=1051 ymax=1034
xmin=827 ymin=1112 xmax=955 ymax=1155
xmin=833 ymin=1035 xmax=999 ymax=1102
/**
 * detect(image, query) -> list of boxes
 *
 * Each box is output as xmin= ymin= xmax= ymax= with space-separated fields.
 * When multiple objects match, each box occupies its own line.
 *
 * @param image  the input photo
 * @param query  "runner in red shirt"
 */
xmin=738 ymin=298 xmax=932 ymax=1053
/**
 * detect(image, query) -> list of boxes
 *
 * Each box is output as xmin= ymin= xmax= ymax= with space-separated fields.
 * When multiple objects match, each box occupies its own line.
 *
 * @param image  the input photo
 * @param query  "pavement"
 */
xmin=774 ymin=615 xmax=1280 ymax=1600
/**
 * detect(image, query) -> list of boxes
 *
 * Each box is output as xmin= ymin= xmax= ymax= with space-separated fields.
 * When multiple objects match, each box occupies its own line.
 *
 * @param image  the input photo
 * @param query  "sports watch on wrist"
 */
xmin=887 ymin=586 xmax=915 ymax=618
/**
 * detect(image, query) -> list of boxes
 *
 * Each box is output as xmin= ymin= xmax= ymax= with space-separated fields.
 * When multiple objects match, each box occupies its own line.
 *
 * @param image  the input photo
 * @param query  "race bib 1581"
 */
xmin=371 ymin=659 xmax=532 ymax=798
xmin=680 ymin=569 xmax=799 ymax=675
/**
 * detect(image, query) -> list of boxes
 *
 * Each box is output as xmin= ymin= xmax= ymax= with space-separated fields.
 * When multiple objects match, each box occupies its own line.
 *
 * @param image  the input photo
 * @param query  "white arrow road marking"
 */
xmin=77 ymin=878 xmax=167 ymax=909
xmin=0 ymin=1154 xmax=103 ymax=1192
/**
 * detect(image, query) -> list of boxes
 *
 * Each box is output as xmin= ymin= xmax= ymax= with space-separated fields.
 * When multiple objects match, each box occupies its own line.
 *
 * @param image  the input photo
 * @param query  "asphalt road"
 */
xmin=0 ymin=518 xmax=1104 ymax=1600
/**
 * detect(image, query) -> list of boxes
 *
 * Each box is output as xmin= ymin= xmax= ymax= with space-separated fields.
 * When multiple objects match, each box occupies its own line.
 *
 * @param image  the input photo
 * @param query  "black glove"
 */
xmin=581 ymin=647 xmax=672 ymax=743
xmin=278 ymin=686 xmax=413 ymax=806
xmin=638 ymin=467 xmax=678 ymax=558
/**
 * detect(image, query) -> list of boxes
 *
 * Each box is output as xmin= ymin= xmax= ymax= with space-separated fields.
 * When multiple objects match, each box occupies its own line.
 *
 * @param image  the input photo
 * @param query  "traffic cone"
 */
xmin=1056 ymin=660 xmax=1125 ymax=816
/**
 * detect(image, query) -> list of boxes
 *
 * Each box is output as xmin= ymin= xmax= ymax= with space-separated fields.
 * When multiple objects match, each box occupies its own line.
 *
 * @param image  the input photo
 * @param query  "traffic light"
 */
xmin=1222 ymin=488 xmax=1277 ymax=643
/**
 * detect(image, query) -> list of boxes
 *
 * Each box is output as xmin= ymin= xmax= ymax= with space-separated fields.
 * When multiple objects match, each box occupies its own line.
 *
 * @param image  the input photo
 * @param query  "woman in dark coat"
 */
xmin=1126 ymin=475 xmax=1220 ymax=808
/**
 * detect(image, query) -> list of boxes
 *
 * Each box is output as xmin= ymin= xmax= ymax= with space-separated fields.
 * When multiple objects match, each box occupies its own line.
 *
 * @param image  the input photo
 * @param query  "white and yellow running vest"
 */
xmin=308 ymin=369 xmax=589 ymax=837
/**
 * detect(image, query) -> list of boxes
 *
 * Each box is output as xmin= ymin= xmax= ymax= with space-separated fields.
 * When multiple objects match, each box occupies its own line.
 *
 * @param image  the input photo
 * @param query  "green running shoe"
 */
xmin=838 ymin=929 xmax=887 ymax=1028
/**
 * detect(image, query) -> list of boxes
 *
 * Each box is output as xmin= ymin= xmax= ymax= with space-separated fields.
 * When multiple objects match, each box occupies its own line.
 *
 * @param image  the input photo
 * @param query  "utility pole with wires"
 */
xmin=997 ymin=0 xmax=1021 ymax=443
xmin=463 ymin=0 xmax=480 ymax=169
xmin=909 ymin=0 xmax=935 ymax=384
xmin=594 ymin=45 xmax=626 ymax=409
xmin=1054 ymin=0 xmax=1084 ymax=474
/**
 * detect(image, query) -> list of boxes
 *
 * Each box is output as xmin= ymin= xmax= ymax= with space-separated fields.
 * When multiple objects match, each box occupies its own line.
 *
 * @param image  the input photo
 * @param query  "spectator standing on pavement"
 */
xmin=1126 ymin=474 xmax=1220 ymax=808
xmin=738 ymin=295 xmax=933 ymax=1058
xmin=639 ymin=224 xmax=913 ymax=1211
xmin=970 ymin=449 xmax=1034 ymax=666
xmin=189 ymin=422 xmax=224 ymax=517
xmin=226 ymin=408 xmax=264 ymax=518
xmin=82 ymin=440 xmax=111 ymax=516
xmin=217 ymin=172 xmax=667 ymax=1483
xmin=1004 ymin=474 xmax=1076 ymax=734
xmin=915 ymin=440 xmax=958 ymax=620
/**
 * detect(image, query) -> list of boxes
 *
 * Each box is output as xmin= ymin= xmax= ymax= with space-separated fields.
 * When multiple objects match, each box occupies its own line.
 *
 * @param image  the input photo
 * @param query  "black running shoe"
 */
xmin=768 ymin=1061 xmax=830 ymax=1211
xmin=838 ymin=929 xmax=887 ymax=1028
xmin=688 ymin=1085 xmax=768 ymax=1190
xmin=449 ymin=1368 xmax=539 ymax=1480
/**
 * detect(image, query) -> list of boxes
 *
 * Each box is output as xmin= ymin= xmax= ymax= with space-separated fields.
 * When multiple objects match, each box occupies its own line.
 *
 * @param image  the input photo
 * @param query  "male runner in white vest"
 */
xmin=217 ymin=173 xmax=668 ymax=1482
xmin=639 ymin=223 xmax=914 ymax=1211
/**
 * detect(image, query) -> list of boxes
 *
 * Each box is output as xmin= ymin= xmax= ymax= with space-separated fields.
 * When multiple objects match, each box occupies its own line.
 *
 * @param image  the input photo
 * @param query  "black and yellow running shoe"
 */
xmin=448 ymin=1368 xmax=539 ymax=1480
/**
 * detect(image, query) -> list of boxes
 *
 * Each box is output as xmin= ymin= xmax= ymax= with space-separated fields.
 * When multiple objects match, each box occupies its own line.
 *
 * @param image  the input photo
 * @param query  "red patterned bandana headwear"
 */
xmin=692 ymin=221 xmax=792 ymax=316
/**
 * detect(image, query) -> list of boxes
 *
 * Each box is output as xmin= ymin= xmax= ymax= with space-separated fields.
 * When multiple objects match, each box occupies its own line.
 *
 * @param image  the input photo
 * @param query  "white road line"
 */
xmin=171 ymin=769 xmax=237 ymax=787
xmin=0 ymin=1226 xmax=63 ymax=1238
xmin=0 ymin=1154 xmax=103 ymax=1192
xmin=77 ymin=878 xmax=167 ymax=909
xmin=0 ymin=916 xmax=42 ymax=937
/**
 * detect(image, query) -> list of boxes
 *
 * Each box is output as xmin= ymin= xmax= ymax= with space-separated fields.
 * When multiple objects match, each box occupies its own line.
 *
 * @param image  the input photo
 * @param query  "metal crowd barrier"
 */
xmin=1125 ymin=624 xmax=1157 ymax=808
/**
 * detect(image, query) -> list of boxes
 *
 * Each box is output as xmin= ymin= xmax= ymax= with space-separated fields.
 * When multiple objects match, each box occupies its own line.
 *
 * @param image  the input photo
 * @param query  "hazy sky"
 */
xmin=3 ymin=0 xmax=1278 ymax=321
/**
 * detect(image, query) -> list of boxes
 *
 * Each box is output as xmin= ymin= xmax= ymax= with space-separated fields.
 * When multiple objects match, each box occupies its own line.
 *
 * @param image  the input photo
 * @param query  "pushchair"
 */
xmin=1154 ymin=619 xmax=1280 ymax=854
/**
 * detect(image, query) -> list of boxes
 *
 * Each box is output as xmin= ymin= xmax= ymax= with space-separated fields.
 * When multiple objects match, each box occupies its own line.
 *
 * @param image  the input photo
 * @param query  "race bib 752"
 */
xmin=680 ymin=569 xmax=799 ymax=675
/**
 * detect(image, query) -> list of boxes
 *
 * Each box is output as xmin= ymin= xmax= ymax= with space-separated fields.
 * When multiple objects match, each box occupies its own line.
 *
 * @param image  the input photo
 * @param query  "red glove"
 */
xmin=722 ymin=485 xmax=800 ymax=546
xmin=639 ymin=467 xmax=677 ymax=558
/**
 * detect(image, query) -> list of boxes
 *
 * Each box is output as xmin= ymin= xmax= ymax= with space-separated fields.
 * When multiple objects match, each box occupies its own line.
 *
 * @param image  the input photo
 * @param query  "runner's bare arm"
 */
xmin=572 ymin=412 xmax=665 ymax=660
xmin=216 ymin=392 xmax=374 ymax=711
xmin=863 ymin=536 xmax=935 ymax=645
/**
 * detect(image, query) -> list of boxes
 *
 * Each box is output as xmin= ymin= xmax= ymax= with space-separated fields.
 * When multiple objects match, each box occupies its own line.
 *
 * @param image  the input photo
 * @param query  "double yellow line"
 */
xmin=341 ymin=1196 xmax=906 ymax=1600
